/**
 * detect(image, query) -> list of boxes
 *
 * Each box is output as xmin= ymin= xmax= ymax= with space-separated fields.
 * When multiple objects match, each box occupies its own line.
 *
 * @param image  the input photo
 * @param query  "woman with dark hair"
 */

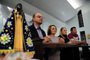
xmin=46 ymin=25 xmax=64 ymax=44
xmin=45 ymin=25 xmax=64 ymax=60
xmin=58 ymin=27 xmax=78 ymax=60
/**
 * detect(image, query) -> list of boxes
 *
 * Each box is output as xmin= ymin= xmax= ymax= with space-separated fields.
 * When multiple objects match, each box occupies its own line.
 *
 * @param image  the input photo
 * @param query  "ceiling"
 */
xmin=23 ymin=0 xmax=88 ymax=22
xmin=0 ymin=0 xmax=88 ymax=22
xmin=67 ymin=0 xmax=87 ymax=9
xmin=23 ymin=0 xmax=77 ymax=22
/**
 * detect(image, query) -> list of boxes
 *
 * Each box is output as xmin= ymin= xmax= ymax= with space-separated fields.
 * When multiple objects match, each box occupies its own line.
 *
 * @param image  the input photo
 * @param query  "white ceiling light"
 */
xmin=67 ymin=0 xmax=81 ymax=9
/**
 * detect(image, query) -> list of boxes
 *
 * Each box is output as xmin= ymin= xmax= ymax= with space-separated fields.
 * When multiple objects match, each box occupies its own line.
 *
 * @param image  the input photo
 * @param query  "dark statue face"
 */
xmin=16 ymin=3 xmax=22 ymax=12
xmin=15 ymin=3 xmax=25 ymax=16
xmin=15 ymin=3 xmax=25 ymax=19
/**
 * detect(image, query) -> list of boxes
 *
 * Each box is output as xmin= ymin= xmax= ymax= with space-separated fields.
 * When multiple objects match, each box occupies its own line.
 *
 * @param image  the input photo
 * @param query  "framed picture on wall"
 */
xmin=78 ymin=10 xmax=84 ymax=27
xmin=80 ymin=31 xmax=86 ymax=41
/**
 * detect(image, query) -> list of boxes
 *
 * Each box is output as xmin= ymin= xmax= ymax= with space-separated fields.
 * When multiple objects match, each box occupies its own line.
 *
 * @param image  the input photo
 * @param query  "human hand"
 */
xmin=58 ymin=38 xmax=65 ymax=44
xmin=43 ymin=36 xmax=51 ymax=43
xmin=70 ymin=40 xmax=79 ymax=45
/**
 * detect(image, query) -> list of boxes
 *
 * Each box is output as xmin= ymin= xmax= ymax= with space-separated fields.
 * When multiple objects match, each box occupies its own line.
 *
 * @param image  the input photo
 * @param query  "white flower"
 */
xmin=25 ymin=25 xmax=28 ymax=31
xmin=26 ymin=37 xmax=33 ymax=47
xmin=8 ymin=46 xmax=12 ymax=49
xmin=7 ymin=21 xmax=12 ymax=27
xmin=0 ymin=33 xmax=11 ymax=45
xmin=28 ymin=32 xmax=31 ymax=37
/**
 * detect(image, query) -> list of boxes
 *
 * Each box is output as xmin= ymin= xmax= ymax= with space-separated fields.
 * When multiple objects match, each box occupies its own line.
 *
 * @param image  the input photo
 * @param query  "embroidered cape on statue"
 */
xmin=0 ymin=3 xmax=35 ymax=56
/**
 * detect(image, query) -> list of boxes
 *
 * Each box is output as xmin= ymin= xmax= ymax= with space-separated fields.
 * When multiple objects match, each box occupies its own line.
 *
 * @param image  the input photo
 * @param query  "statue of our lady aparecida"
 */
xmin=0 ymin=3 xmax=35 ymax=60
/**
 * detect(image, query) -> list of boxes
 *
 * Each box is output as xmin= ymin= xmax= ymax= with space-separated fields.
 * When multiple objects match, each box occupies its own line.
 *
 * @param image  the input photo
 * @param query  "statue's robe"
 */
xmin=0 ymin=9 xmax=34 ymax=55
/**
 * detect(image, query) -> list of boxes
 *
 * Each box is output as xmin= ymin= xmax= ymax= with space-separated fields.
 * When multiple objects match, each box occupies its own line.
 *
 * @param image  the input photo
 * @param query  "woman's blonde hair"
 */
xmin=60 ymin=27 xmax=66 ymax=39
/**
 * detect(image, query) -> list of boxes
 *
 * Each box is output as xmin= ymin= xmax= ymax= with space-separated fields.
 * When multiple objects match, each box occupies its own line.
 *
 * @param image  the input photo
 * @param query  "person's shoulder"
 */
xmin=29 ymin=24 xmax=35 ymax=29
xmin=68 ymin=33 xmax=73 ymax=37
xmin=29 ymin=24 xmax=33 ymax=28
xmin=75 ymin=34 xmax=79 ymax=37
xmin=40 ymin=27 xmax=45 ymax=32
xmin=68 ymin=33 xmax=72 ymax=36
xmin=41 ymin=28 xmax=44 ymax=32
xmin=58 ymin=35 xmax=62 ymax=37
xmin=68 ymin=33 xmax=73 ymax=39
xmin=29 ymin=24 xmax=36 ymax=32
xmin=40 ymin=28 xmax=46 ymax=36
xmin=41 ymin=29 xmax=46 ymax=34
xmin=76 ymin=34 xmax=79 ymax=36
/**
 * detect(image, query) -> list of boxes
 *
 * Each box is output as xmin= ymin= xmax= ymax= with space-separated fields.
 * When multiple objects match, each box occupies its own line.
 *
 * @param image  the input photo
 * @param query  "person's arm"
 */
xmin=43 ymin=36 xmax=51 ymax=44
xmin=79 ymin=40 xmax=87 ymax=44
xmin=58 ymin=38 xmax=65 ymax=44
xmin=77 ymin=35 xmax=87 ymax=44
xmin=68 ymin=34 xmax=79 ymax=45
xmin=68 ymin=36 xmax=78 ymax=45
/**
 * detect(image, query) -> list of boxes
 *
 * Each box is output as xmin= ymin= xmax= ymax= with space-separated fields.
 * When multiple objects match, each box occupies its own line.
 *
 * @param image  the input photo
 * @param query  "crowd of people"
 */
xmin=0 ymin=9 xmax=89 ymax=60
xmin=29 ymin=12 xmax=88 ymax=60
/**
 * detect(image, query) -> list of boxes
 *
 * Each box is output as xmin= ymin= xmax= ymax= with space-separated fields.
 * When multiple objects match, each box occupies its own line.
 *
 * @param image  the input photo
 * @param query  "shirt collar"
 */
xmin=34 ymin=24 xmax=40 ymax=30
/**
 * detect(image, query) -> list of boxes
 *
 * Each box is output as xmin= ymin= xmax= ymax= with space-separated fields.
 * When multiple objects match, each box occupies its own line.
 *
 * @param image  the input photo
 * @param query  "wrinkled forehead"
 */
xmin=35 ymin=13 xmax=42 ymax=16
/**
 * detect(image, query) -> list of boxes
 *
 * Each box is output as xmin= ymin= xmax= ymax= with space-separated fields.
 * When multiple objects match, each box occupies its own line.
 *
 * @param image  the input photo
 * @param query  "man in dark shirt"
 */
xmin=29 ymin=12 xmax=48 ymax=60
